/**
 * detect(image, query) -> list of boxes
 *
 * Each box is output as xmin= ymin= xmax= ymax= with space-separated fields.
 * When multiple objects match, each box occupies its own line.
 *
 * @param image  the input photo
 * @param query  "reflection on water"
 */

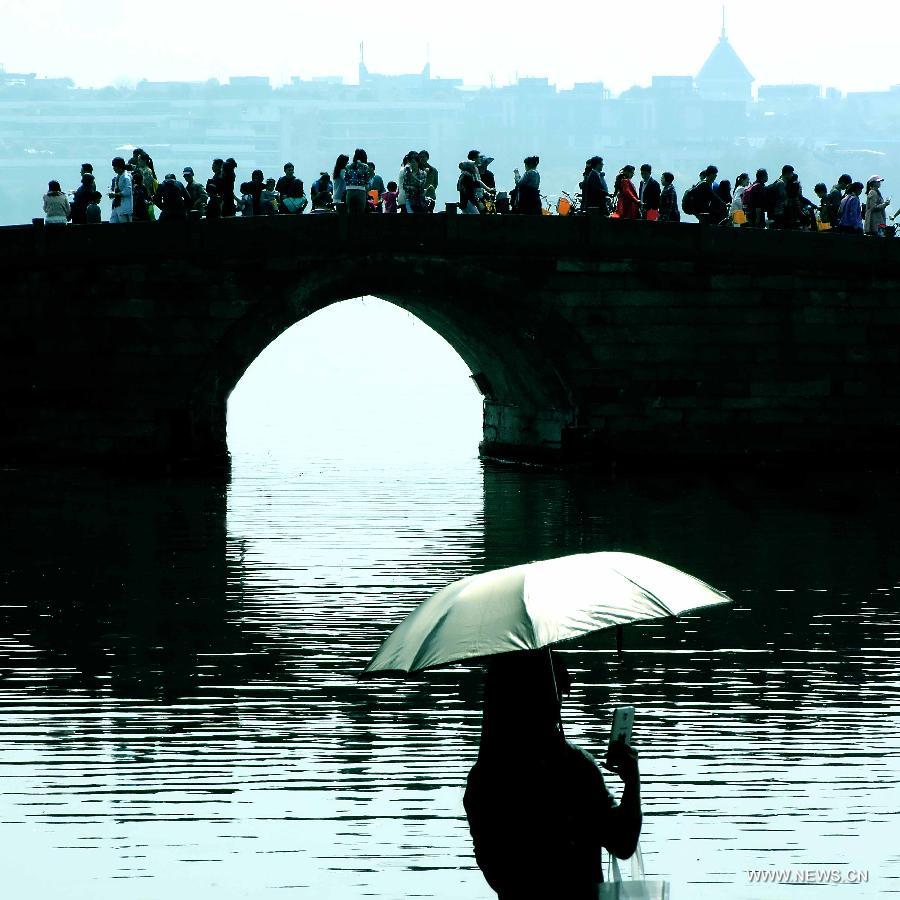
xmin=1 ymin=453 xmax=899 ymax=898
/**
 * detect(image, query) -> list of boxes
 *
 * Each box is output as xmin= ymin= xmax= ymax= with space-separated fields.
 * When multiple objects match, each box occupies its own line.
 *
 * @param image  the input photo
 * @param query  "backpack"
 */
xmin=681 ymin=184 xmax=700 ymax=215
xmin=741 ymin=182 xmax=758 ymax=211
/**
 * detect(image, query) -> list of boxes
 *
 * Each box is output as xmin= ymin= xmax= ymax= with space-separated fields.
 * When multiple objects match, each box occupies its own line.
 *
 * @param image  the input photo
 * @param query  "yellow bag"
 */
xmin=732 ymin=209 xmax=747 ymax=225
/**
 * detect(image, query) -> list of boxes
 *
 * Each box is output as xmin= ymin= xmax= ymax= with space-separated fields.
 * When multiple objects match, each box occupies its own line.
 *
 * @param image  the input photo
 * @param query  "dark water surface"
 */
xmin=1 ymin=448 xmax=899 ymax=898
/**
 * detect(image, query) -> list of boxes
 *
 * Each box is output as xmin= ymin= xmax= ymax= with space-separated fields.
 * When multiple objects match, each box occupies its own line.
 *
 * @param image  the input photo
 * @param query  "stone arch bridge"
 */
xmin=2 ymin=214 xmax=899 ymax=472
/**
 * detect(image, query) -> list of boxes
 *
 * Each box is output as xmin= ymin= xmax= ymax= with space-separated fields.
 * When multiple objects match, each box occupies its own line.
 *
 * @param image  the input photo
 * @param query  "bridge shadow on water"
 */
xmin=0 ymin=461 xmax=897 ymax=705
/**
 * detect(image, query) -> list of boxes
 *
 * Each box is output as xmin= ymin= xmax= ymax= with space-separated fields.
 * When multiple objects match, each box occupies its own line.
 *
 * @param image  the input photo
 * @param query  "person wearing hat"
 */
xmin=182 ymin=167 xmax=208 ymax=215
xmin=865 ymin=176 xmax=890 ymax=235
xmin=475 ymin=155 xmax=497 ymax=213
xmin=582 ymin=156 xmax=610 ymax=214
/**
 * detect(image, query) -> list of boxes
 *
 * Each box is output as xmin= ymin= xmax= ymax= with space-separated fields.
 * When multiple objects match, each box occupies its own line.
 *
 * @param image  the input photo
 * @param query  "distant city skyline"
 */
xmin=4 ymin=0 xmax=900 ymax=96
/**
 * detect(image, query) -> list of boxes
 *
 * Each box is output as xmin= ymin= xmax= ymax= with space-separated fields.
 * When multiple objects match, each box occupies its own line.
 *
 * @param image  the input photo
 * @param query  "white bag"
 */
xmin=599 ymin=844 xmax=671 ymax=899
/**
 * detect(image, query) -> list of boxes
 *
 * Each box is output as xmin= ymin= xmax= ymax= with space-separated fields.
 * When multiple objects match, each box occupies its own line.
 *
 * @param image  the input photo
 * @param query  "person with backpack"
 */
xmin=683 ymin=168 xmax=725 ymax=226
xmin=741 ymin=169 xmax=769 ymax=228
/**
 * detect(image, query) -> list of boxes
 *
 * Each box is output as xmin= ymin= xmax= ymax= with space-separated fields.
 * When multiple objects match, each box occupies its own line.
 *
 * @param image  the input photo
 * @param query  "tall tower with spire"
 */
xmin=696 ymin=7 xmax=754 ymax=103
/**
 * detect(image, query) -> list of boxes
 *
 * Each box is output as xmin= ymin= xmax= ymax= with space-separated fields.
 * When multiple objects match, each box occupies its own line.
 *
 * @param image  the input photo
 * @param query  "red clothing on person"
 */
xmin=615 ymin=178 xmax=641 ymax=220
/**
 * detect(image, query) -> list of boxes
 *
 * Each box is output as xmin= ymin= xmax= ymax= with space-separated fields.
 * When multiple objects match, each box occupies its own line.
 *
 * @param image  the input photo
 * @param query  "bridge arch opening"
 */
xmin=227 ymin=297 xmax=483 ymax=466
xmin=190 ymin=257 xmax=582 ymax=470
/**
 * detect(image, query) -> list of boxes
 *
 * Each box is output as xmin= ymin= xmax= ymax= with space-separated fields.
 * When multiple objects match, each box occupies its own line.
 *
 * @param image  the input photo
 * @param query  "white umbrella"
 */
xmin=362 ymin=551 xmax=731 ymax=677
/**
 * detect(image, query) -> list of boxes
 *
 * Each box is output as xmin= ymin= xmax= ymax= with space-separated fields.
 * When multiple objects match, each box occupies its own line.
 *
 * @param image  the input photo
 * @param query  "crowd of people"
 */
xmin=38 ymin=146 xmax=897 ymax=237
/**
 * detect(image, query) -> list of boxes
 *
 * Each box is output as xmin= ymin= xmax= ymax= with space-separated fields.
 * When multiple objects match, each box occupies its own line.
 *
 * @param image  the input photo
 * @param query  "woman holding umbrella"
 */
xmin=363 ymin=551 xmax=730 ymax=897
xmin=464 ymin=650 xmax=641 ymax=898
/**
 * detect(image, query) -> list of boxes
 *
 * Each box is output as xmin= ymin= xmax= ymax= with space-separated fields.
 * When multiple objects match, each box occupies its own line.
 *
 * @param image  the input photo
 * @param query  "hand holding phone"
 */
xmin=604 ymin=706 xmax=638 ymax=784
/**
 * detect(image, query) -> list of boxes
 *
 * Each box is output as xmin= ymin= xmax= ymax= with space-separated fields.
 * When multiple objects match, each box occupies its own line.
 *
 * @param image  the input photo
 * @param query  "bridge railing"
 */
xmin=3 ymin=212 xmax=899 ymax=271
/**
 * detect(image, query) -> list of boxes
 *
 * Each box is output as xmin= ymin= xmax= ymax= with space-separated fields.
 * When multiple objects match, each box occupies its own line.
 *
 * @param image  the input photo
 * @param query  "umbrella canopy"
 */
xmin=362 ymin=552 xmax=731 ymax=677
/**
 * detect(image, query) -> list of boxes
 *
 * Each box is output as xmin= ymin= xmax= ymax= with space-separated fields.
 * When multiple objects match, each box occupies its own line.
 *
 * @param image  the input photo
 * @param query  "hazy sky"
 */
xmin=4 ymin=0 xmax=898 ymax=95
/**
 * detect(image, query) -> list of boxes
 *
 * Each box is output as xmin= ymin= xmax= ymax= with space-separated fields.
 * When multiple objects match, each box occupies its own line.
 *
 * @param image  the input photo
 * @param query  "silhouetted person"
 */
xmin=332 ymin=154 xmax=350 ymax=205
xmin=464 ymin=651 xmax=641 ymax=899
xmin=344 ymin=149 xmax=370 ymax=214
xmin=153 ymin=174 xmax=190 ymax=221
xmin=823 ymin=174 xmax=852 ymax=226
xmin=513 ymin=156 xmax=541 ymax=215
xmin=207 ymin=158 xmax=225 ymax=206
xmin=837 ymin=181 xmax=865 ymax=233
xmin=715 ymin=179 xmax=733 ymax=209
xmin=639 ymin=164 xmax=661 ymax=220
xmin=131 ymin=170 xmax=152 ymax=222
xmin=108 ymin=156 xmax=133 ymax=223
xmin=205 ymin=183 xmax=222 ymax=219
xmin=183 ymin=167 xmax=208 ymax=215
xmin=239 ymin=169 xmax=265 ymax=216
xmin=275 ymin=162 xmax=301 ymax=212
xmin=692 ymin=167 xmax=726 ymax=226
xmin=420 ymin=150 xmax=438 ymax=209
xmin=458 ymin=160 xmax=481 ymax=214
xmin=221 ymin=158 xmax=238 ymax=217
xmin=85 ymin=191 xmax=102 ymax=224
xmin=42 ymin=180 xmax=70 ymax=224
xmin=769 ymin=164 xmax=796 ymax=227
xmin=614 ymin=166 xmax=640 ymax=219
xmin=742 ymin=168 xmax=769 ymax=227
xmin=864 ymin=176 xmax=890 ymax=235
xmin=70 ymin=173 xmax=95 ymax=225
xmin=658 ymin=171 xmax=680 ymax=223
xmin=582 ymin=156 xmax=610 ymax=214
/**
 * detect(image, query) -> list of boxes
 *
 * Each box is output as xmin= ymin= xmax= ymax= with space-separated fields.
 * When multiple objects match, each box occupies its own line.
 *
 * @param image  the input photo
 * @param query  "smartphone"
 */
xmin=605 ymin=705 xmax=635 ymax=766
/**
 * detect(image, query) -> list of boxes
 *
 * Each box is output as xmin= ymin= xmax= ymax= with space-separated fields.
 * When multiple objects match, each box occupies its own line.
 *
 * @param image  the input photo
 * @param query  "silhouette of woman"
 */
xmin=464 ymin=650 xmax=641 ymax=899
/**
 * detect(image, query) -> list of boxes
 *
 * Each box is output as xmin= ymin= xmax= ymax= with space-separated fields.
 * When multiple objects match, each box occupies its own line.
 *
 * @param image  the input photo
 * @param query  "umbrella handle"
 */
xmin=546 ymin=647 xmax=565 ymax=739
xmin=616 ymin=625 xmax=624 ymax=656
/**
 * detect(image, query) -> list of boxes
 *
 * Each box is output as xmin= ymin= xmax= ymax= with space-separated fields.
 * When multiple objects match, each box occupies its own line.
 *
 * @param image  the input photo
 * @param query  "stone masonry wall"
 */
xmin=0 ymin=214 xmax=898 ymax=471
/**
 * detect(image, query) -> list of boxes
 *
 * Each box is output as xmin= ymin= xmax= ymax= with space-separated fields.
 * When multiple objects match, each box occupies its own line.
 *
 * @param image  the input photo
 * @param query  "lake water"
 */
xmin=1 ymin=300 xmax=898 ymax=898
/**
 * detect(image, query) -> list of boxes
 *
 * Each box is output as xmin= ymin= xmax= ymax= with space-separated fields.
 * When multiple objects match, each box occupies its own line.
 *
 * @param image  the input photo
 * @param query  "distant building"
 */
xmin=695 ymin=17 xmax=754 ymax=103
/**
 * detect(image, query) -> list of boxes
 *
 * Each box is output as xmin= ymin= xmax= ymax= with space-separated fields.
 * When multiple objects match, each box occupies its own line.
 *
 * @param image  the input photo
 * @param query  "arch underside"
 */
xmin=190 ymin=255 xmax=588 ymax=465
